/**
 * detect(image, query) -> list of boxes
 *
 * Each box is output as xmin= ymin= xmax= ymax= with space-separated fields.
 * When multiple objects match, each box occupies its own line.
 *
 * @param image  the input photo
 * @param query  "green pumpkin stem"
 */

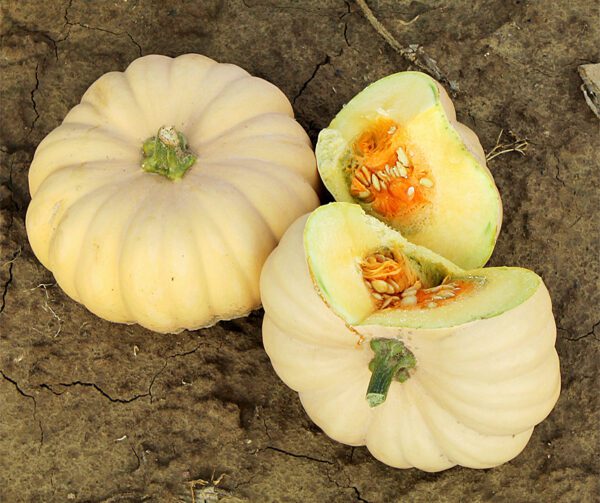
xmin=366 ymin=338 xmax=416 ymax=407
xmin=141 ymin=126 xmax=196 ymax=180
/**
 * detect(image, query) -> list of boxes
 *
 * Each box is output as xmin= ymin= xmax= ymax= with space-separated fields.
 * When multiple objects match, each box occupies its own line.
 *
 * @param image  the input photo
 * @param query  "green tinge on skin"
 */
xmin=366 ymin=338 xmax=416 ymax=407
xmin=141 ymin=125 xmax=197 ymax=180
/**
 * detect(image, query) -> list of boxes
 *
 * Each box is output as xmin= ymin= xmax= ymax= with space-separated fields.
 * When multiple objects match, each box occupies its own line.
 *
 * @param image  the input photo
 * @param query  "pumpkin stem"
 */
xmin=141 ymin=126 xmax=197 ymax=180
xmin=366 ymin=338 xmax=416 ymax=407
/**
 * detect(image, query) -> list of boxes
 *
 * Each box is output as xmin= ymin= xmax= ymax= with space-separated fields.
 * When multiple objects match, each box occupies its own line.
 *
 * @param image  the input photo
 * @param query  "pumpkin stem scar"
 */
xmin=141 ymin=125 xmax=197 ymax=180
xmin=366 ymin=337 xmax=416 ymax=407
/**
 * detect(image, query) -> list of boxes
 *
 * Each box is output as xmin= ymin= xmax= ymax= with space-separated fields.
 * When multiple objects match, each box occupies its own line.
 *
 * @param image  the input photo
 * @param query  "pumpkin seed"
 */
xmin=356 ymin=171 xmax=370 ymax=186
xmin=401 ymin=295 xmax=417 ymax=306
xmin=396 ymin=147 xmax=410 ymax=167
xmin=371 ymin=279 xmax=389 ymax=293
xmin=381 ymin=296 xmax=395 ymax=308
xmin=371 ymin=175 xmax=381 ymax=191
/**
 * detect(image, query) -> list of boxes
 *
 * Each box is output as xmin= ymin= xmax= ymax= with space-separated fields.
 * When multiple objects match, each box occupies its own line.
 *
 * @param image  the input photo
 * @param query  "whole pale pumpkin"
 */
xmin=261 ymin=204 xmax=560 ymax=471
xmin=26 ymin=54 xmax=319 ymax=333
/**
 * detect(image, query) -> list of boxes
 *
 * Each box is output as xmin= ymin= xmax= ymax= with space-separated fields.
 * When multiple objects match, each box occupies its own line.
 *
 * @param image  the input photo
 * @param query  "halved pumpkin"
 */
xmin=316 ymin=72 xmax=502 ymax=269
xmin=260 ymin=203 xmax=560 ymax=471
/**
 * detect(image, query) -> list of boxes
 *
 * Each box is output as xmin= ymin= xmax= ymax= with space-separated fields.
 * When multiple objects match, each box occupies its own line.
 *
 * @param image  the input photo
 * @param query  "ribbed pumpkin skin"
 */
xmin=26 ymin=54 xmax=319 ymax=333
xmin=260 ymin=215 xmax=561 ymax=471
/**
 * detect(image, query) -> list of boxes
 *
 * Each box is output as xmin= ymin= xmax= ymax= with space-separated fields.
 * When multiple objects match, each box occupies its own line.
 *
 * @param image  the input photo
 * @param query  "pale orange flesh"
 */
xmin=349 ymin=118 xmax=435 ymax=219
xmin=360 ymin=249 xmax=473 ymax=310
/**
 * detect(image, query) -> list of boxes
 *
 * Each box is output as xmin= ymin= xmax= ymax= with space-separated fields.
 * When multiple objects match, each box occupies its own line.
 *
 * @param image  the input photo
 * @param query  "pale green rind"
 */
xmin=315 ymin=71 xmax=502 ymax=270
xmin=364 ymin=267 xmax=541 ymax=329
xmin=304 ymin=203 xmax=540 ymax=330
xmin=328 ymin=72 xmax=440 ymax=135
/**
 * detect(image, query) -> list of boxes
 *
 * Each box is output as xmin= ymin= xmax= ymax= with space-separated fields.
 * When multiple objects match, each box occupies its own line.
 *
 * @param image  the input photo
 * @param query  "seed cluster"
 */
xmin=367 ymin=278 xmax=459 ymax=310
xmin=351 ymin=138 xmax=434 ymax=206
xmin=361 ymin=251 xmax=459 ymax=310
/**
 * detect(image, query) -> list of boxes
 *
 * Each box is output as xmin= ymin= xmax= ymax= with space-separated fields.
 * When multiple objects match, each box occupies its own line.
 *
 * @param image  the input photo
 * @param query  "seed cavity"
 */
xmin=348 ymin=120 xmax=438 ymax=219
xmin=361 ymin=255 xmax=465 ymax=312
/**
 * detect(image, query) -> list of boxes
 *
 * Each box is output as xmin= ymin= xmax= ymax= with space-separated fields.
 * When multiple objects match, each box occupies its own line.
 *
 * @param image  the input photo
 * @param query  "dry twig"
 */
xmin=189 ymin=472 xmax=225 ymax=503
xmin=485 ymin=129 xmax=529 ymax=161
xmin=355 ymin=0 xmax=458 ymax=94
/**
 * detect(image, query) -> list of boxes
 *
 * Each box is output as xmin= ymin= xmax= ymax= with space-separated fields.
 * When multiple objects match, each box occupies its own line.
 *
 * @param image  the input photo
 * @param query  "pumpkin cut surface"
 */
xmin=316 ymin=72 xmax=502 ymax=269
xmin=305 ymin=203 xmax=539 ymax=329
xmin=26 ymin=54 xmax=319 ymax=333
xmin=260 ymin=203 xmax=560 ymax=471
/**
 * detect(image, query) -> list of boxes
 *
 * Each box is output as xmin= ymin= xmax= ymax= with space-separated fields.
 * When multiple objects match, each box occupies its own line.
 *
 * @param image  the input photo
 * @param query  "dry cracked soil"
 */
xmin=1 ymin=1 xmax=599 ymax=502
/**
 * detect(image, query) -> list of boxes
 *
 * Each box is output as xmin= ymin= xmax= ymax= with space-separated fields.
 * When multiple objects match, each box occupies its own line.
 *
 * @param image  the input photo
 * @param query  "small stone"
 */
xmin=578 ymin=63 xmax=600 ymax=119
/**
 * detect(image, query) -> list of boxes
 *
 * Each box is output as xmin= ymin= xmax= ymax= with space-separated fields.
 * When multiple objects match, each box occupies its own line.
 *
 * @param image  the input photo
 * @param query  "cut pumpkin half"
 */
xmin=316 ymin=72 xmax=502 ymax=269
xmin=305 ymin=203 xmax=538 ymax=329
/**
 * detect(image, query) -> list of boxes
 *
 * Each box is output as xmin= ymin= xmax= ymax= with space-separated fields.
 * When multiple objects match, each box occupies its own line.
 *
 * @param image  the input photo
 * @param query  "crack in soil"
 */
xmin=29 ymin=62 xmax=41 ymax=134
xmin=324 ymin=467 xmax=371 ymax=503
xmin=1 ymin=370 xmax=45 ymax=450
xmin=147 ymin=360 xmax=168 ymax=403
xmin=33 ymin=342 xmax=203 ymax=407
xmin=1 ymin=248 xmax=21 ymax=314
xmin=168 ymin=343 xmax=203 ymax=359
xmin=340 ymin=1 xmax=352 ymax=47
xmin=292 ymin=55 xmax=331 ymax=105
xmin=58 ymin=0 xmax=142 ymax=57
xmin=0 ymin=157 xmax=20 ymax=315
xmin=352 ymin=486 xmax=370 ymax=503
xmin=2 ymin=20 xmax=59 ymax=60
xmin=264 ymin=446 xmax=334 ymax=465
xmin=561 ymin=320 xmax=600 ymax=342
xmin=130 ymin=445 xmax=141 ymax=472
xmin=40 ymin=381 xmax=150 ymax=403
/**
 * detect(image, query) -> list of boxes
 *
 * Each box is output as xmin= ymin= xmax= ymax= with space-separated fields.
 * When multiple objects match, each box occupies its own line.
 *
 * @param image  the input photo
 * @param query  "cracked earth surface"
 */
xmin=1 ymin=1 xmax=599 ymax=501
